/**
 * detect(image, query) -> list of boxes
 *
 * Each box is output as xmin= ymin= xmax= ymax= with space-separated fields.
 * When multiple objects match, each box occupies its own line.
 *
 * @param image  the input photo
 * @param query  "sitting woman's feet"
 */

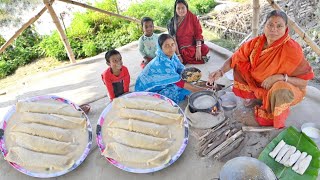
xmin=243 ymin=99 xmax=262 ymax=107
xmin=202 ymin=55 xmax=210 ymax=63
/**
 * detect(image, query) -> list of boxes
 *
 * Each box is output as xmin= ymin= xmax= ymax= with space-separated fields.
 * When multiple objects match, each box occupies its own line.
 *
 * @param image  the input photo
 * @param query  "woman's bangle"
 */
xmin=177 ymin=54 xmax=181 ymax=57
xmin=196 ymin=45 xmax=201 ymax=48
xmin=284 ymin=74 xmax=288 ymax=82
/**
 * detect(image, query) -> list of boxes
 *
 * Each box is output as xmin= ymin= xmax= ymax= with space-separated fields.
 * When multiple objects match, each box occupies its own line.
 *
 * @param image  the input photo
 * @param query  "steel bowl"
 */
xmin=220 ymin=157 xmax=277 ymax=180
xmin=301 ymin=123 xmax=320 ymax=144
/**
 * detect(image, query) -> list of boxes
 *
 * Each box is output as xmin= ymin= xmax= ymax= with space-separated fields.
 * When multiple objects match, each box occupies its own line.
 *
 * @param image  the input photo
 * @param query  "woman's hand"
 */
xmin=261 ymin=74 xmax=284 ymax=90
xmin=178 ymin=55 xmax=184 ymax=63
xmin=207 ymin=69 xmax=224 ymax=85
xmin=195 ymin=47 xmax=202 ymax=61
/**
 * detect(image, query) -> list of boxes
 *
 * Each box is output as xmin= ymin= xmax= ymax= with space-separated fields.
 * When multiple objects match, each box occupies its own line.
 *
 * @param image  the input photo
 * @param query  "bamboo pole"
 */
xmin=0 ymin=7 xmax=47 ymax=54
xmin=252 ymin=0 xmax=260 ymax=37
xmin=57 ymin=0 xmax=167 ymax=31
xmin=266 ymin=0 xmax=320 ymax=56
xmin=44 ymin=0 xmax=76 ymax=63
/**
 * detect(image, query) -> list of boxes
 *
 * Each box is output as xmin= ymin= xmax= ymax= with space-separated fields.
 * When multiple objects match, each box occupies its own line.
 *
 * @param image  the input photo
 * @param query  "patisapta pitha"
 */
xmin=19 ymin=112 xmax=86 ymax=129
xmin=113 ymin=97 xmax=179 ymax=113
xmin=16 ymin=101 xmax=83 ymax=117
xmin=11 ymin=132 xmax=74 ymax=155
xmin=102 ymin=142 xmax=171 ymax=166
xmin=11 ymin=123 xmax=73 ymax=142
xmin=5 ymin=147 xmax=74 ymax=170
xmin=119 ymin=108 xmax=183 ymax=125
xmin=107 ymin=128 xmax=172 ymax=151
xmin=108 ymin=119 xmax=170 ymax=138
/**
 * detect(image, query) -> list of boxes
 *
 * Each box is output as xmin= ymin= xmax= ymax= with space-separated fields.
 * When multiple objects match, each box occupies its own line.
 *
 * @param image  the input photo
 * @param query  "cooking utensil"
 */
xmin=188 ymin=90 xmax=221 ymax=114
xmin=220 ymin=157 xmax=277 ymax=180
xmin=301 ymin=123 xmax=320 ymax=144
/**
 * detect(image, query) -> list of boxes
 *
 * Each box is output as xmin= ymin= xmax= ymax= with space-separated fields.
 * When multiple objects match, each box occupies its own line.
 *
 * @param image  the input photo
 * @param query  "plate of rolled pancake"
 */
xmin=96 ymin=92 xmax=188 ymax=173
xmin=0 ymin=95 xmax=93 ymax=178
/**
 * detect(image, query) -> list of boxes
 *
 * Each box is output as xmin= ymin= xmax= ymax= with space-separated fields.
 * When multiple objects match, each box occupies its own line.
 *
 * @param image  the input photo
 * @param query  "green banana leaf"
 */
xmin=258 ymin=126 xmax=320 ymax=180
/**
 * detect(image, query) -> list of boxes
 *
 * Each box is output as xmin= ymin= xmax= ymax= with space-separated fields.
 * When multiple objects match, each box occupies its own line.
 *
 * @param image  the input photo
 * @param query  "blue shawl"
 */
xmin=135 ymin=46 xmax=191 ymax=103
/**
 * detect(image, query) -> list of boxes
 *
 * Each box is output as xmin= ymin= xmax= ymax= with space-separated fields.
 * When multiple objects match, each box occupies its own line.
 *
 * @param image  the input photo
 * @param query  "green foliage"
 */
xmin=188 ymin=0 xmax=217 ymax=15
xmin=38 ymin=0 xmax=216 ymax=61
xmin=39 ymin=32 xmax=67 ymax=60
xmin=0 ymin=26 xmax=42 ymax=78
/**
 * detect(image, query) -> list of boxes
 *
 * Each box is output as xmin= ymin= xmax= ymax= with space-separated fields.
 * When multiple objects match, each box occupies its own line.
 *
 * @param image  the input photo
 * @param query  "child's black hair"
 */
xmin=141 ymin=17 xmax=154 ymax=27
xmin=105 ymin=49 xmax=121 ymax=64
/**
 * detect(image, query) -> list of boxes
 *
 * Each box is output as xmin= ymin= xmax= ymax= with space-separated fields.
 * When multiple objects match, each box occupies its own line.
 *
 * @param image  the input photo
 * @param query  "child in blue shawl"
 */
xmin=135 ymin=34 xmax=205 ymax=103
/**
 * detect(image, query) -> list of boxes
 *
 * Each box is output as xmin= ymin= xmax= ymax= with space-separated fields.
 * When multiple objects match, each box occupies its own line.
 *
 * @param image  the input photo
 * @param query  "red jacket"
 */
xmin=101 ymin=66 xmax=130 ymax=100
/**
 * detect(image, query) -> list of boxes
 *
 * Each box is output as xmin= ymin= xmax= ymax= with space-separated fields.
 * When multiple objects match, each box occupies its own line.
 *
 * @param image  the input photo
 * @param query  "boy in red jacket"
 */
xmin=101 ymin=49 xmax=130 ymax=101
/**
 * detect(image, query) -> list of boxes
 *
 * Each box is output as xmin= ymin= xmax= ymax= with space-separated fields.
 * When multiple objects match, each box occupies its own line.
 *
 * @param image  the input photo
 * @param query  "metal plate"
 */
xmin=0 ymin=95 xmax=93 ymax=178
xmin=96 ymin=92 xmax=189 ymax=173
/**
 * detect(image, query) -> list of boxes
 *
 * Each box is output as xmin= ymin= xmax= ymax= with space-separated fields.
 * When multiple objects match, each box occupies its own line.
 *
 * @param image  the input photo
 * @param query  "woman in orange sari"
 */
xmin=167 ymin=0 xmax=209 ymax=64
xmin=208 ymin=10 xmax=314 ymax=129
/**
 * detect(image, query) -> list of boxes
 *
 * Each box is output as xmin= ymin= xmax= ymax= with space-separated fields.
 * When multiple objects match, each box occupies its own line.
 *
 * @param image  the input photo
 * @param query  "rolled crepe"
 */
xmin=5 ymin=147 xmax=74 ymax=170
xmin=113 ymin=97 xmax=179 ymax=113
xmin=296 ymin=155 xmax=312 ymax=175
xmin=19 ymin=112 xmax=86 ymax=129
xmin=286 ymin=150 xmax=301 ymax=167
xmin=269 ymin=140 xmax=286 ymax=158
xmin=280 ymin=145 xmax=296 ymax=165
xmin=107 ymin=128 xmax=172 ymax=151
xmin=119 ymin=108 xmax=183 ymax=125
xmin=108 ymin=118 xmax=170 ymax=138
xmin=292 ymin=152 xmax=308 ymax=171
xmin=11 ymin=123 xmax=73 ymax=142
xmin=275 ymin=144 xmax=290 ymax=162
xmin=11 ymin=132 xmax=74 ymax=155
xmin=16 ymin=101 xmax=83 ymax=117
xmin=102 ymin=142 xmax=171 ymax=166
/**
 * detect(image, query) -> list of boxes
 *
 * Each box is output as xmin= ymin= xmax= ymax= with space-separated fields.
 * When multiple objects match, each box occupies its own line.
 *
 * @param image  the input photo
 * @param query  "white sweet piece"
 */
xmin=280 ymin=145 xmax=296 ymax=165
xmin=269 ymin=140 xmax=286 ymax=158
xmin=292 ymin=152 xmax=308 ymax=171
xmin=296 ymin=155 xmax=312 ymax=175
xmin=286 ymin=150 xmax=301 ymax=167
xmin=275 ymin=144 xmax=290 ymax=162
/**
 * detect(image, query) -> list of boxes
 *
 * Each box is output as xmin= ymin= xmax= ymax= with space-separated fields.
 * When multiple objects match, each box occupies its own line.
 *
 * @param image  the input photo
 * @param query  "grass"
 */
xmin=0 ymin=57 xmax=68 ymax=90
xmin=202 ymin=28 xmax=238 ymax=51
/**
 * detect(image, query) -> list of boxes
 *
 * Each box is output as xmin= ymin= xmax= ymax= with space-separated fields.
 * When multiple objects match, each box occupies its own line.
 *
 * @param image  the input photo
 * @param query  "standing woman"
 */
xmin=208 ymin=10 xmax=314 ymax=129
xmin=167 ymin=0 xmax=209 ymax=64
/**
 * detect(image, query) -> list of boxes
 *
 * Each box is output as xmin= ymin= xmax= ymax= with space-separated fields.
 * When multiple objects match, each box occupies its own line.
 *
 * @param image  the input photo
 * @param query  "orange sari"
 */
xmin=230 ymin=29 xmax=314 ymax=128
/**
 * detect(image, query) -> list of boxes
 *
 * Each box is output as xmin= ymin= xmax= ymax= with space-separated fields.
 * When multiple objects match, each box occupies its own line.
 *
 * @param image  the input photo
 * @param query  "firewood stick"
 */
xmin=199 ymin=121 xmax=229 ymax=141
xmin=206 ymin=130 xmax=243 ymax=157
xmin=214 ymin=136 xmax=245 ymax=160
xmin=202 ymin=133 xmax=228 ymax=156
xmin=242 ymin=126 xmax=275 ymax=132
xmin=199 ymin=126 xmax=230 ymax=155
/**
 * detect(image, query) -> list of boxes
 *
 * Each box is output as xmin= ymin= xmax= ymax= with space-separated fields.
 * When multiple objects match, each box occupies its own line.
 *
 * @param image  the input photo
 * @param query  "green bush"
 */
xmin=0 ymin=26 xmax=42 ymax=78
xmin=39 ymin=32 xmax=67 ymax=60
xmin=38 ymin=0 xmax=216 ymax=61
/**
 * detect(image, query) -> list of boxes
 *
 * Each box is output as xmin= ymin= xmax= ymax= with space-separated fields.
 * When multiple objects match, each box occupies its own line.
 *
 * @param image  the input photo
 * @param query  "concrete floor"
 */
xmin=0 ymin=41 xmax=319 ymax=180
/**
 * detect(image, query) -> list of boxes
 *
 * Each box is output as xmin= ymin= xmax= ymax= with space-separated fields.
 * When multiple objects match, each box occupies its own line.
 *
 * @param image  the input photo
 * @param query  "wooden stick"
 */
xmin=251 ymin=0 xmax=260 ymax=37
xmin=214 ymin=136 xmax=244 ymax=160
xmin=0 ymin=7 xmax=47 ymax=54
xmin=44 ymin=0 xmax=76 ymax=63
xmin=266 ymin=0 xmax=320 ymax=56
xmin=206 ymin=130 xmax=243 ymax=157
xmin=242 ymin=126 xmax=276 ymax=132
xmin=57 ymin=0 xmax=167 ymax=31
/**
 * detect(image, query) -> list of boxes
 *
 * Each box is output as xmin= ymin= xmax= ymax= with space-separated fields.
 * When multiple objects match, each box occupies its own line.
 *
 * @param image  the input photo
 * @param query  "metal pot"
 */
xmin=188 ymin=90 xmax=221 ymax=113
xmin=219 ymin=157 xmax=277 ymax=180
